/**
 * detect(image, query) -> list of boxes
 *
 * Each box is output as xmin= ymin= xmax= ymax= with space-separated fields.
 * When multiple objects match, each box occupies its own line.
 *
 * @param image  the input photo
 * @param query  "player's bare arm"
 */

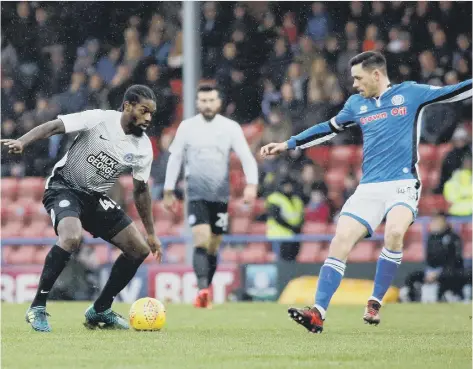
xmin=1 ymin=119 xmax=65 ymax=154
xmin=133 ymin=178 xmax=162 ymax=262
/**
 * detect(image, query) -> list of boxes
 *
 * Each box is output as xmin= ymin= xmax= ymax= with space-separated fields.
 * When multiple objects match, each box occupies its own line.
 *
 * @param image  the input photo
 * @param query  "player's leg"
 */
xmin=364 ymin=205 xmax=414 ymax=325
xmin=289 ymin=184 xmax=384 ymax=333
xmin=27 ymin=190 xmax=83 ymax=332
xmin=208 ymin=234 xmax=223 ymax=286
xmin=82 ymin=196 xmax=146 ymax=329
xmin=207 ymin=201 xmax=228 ymax=288
xmin=187 ymin=200 xmax=214 ymax=307
xmin=191 ymin=224 xmax=212 ymax=307
xmin=288 ymin=215 xmax=368 ymax=333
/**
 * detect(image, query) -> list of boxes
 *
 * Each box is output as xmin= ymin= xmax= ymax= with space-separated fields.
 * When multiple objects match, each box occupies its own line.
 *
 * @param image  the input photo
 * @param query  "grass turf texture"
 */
xmin=2 ymin=302 xmax=471 ymax=369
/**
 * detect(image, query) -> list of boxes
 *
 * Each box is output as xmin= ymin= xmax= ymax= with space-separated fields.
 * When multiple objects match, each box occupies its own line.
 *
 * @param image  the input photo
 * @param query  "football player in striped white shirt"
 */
xmin=2 ymin=85 xmax=162 ymax=332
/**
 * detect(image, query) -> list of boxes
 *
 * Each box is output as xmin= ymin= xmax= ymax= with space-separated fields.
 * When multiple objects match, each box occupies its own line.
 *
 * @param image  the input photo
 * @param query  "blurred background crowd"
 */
xmin=1 ymin=2 xmax=472 ymax=286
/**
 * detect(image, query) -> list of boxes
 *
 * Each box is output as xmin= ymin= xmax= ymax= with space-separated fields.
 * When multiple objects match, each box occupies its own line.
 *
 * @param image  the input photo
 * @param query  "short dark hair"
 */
xmin=349 ymin=51 xmax=387 ymax=74
xmin=197 ymin=84 xmax=221 ymax=98
xmin=122 ymin=84 xmax=156 ymax=109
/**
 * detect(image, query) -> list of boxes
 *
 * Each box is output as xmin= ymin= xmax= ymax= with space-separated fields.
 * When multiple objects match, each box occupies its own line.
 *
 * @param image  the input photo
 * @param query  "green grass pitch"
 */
xmin=2 ymin=302 xmax=471 ymax=369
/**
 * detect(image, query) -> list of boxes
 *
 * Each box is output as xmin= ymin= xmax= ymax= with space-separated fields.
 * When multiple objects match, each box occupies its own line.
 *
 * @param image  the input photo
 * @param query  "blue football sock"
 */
xmin=371 ymin=247 xmax=402 ymax=303
xmin=314 ymin=257 xmax=346 ymax=319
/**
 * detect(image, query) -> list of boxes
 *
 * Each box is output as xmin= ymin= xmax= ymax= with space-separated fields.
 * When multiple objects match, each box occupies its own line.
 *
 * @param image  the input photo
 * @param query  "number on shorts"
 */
xmin=215 ymin=212 xmax=228 ymax=231
xmin=99 ymin=198 xmax=119 ymax=211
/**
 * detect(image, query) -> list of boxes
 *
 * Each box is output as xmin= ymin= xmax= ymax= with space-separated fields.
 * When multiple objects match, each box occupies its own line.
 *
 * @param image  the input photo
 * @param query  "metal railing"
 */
xmin=1 ymin=216 xmax=471 ymax=264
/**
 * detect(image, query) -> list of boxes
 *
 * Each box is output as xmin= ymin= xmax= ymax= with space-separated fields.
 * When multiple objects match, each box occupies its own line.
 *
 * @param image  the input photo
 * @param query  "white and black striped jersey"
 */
xmin=164 ymin=114 xmax=258 ymax=202
xmin=46 ymin=109 xmax=153 ymax=194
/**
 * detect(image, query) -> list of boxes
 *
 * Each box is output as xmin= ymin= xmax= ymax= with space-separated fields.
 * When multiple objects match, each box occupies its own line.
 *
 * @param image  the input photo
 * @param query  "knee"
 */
xmin=384 ymin=226 xmax=405 ymax=250
xmin=126 ymin=242 xmax=150 ymax=261
xmin=59 ymin=232 xmax=82 ymax=252
xmin=193 ymin=230 xmax=211 ymax=249
xmin=329 ymin=233 xmax=357 ymax=259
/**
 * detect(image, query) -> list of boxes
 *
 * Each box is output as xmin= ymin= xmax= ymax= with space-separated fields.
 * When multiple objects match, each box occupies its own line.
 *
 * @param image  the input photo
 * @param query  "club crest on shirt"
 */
xmin=124 ymin=153 xmax=134 ymax=163
xmin=391 ymin=95 xmax=405 ymax=106
xmin=360 ymin=105 xmax=368 ymax=113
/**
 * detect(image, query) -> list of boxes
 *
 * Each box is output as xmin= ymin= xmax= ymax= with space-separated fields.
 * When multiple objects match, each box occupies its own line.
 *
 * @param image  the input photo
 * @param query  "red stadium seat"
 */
xmin=314 ymin=245 xmax=329 ymax=262
xmin=405 ymin=223 xmax=424 ymax=243
xmin=155 ymin=219 xmax=175 ymax=236
xmin=418 ymin=144 xmax=437 ymax=168
xmin=249 ymin=222 xmax=266 ymax=235
xmin=302 ymin=222 xmax=327 ymax=235
xmin=126 ymin=203 xmax=140 ymax=220
xmin=464 ymin=242 xmax=472 ymax=259
xmin=348 ymin=242 xmax=376 ymax=262
xmin=353 ymin=146 xmax=364 ymax=167
xmin=95 ymin=244 xmax=111 ymax=264
xmin=296 ymin=242 xmax=323 ymax=263
xmin=165 ymin=243 xmax=186 ymax=264
xmin=306 ymin=146 xmax=330 ymax=168
xmin=403 ymin=242 xmax=425 ymax=262
xmin=230 ymin=197 xmax=253 ymax=217
xmin=220 ymin=247 xmax=239 ymax=263
xmin=2 ymin=203 xmax=26 ymax=224
xmin=21 ymin=223 xmax=46 ymax=238
xmin=170 ymin=79 xmax=183 ymax=97
xmin=461 ymin=224 xmax=472 ymax=243
xmin=418 ymin=195 xmax=449 ymax=215
xmin=242 ymin=121 xmax=264 ymax=145
xmin=230 ymin=170 xmax=245 ymax=197
xmin=434 ymin=144 xmax=452 ymax=170
xmin=427 ymin=169 xmax=440 ymax=190
xmin=33 ymin=246 xmax=51 ymax=264
xmin=118 ymin=175 xmax=134 ymax=193
xmin=239 ymin=247 xmax=267 ymax=263
xmin=253 ymin=198 xmax=266 ymax=216
xmin=325 ymin=169 xmax=346 ymax=192
xmin=5 ymin=246 xmax=36 ymax=264
xmin=329 ymin=145 xmax=356 ymax=167
xmin=231 ymin=217 xmax=251 ymax=234
xmin=417 ymin=165 xmax=430 ymax=189
xmin=230 ymin=152 xmax=242 ymax=170
xmin=17 ymin=177 xmax=45 ymax=201
xmin=1 ymin=178 xmax=19 ymax=201
xmin=29 ymin=202 xmax=51 ymax=224
xmin=247 ymin=242 xmax=269 ymax=252
xmin=169 ymin=223 xmax=184 ymax=236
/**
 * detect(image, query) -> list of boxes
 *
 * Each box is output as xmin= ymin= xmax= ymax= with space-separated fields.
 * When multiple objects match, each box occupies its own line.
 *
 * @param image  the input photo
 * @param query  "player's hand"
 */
xmin=1 ymin=139 xmax=24 ymax=154
xmin=147 ymin=234 xmax=162 ymax=263
xmin=260 ymin=142 xmax=288 ymax=158
xmin=243 ymin=184 xmax=257 ymax=206
xmin=163 ymin=190 xmax=176 ymax=212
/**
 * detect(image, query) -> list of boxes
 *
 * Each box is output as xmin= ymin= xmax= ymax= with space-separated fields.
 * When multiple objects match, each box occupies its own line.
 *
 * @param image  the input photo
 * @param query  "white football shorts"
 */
xmin=340 ymin=179 xmax=421 ymax=236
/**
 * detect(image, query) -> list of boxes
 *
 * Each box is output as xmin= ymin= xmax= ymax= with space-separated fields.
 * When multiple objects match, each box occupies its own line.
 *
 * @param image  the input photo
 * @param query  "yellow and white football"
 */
xmin=129 ymin=297 xmax=166 ymax=331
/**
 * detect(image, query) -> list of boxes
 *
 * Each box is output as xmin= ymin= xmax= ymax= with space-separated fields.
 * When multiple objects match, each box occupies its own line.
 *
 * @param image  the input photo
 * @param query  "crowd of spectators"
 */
xmin=1 ymin=2 xmax=471 ymax=220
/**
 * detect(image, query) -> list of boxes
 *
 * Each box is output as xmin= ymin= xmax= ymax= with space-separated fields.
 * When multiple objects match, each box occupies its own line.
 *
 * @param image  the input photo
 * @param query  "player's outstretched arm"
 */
xmin=414 ymin=78 xmax=472 ymax=105
xmin=0 ymin=119 xmax=65 ymax=154
xmin=261 ymin=97 xmax=356 ymax=157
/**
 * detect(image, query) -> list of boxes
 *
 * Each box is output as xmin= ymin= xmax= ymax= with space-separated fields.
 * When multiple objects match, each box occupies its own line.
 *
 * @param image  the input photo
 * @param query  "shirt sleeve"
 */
xmin=58 ymin=109 xmax=105 ymax=133
xmin=168 ymin=121 xmax=187 ymax=155
xmin=132 ymin=142 xmax=153 ymax=182
xmin=286 ymin=97 xmax=357 ymax=150
xmin=164 ymin=121 xmax=187 ymax=190
xmin=411 ymin=79 xmax=472 ymax=105
xmin=231 ymin=123 xmax=258 ymax=185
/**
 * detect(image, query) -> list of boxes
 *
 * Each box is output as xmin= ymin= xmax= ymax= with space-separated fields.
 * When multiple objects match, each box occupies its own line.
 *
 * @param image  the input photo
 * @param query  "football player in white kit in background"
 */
xmin=163 ymin=85 xmax=258 ymax=308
